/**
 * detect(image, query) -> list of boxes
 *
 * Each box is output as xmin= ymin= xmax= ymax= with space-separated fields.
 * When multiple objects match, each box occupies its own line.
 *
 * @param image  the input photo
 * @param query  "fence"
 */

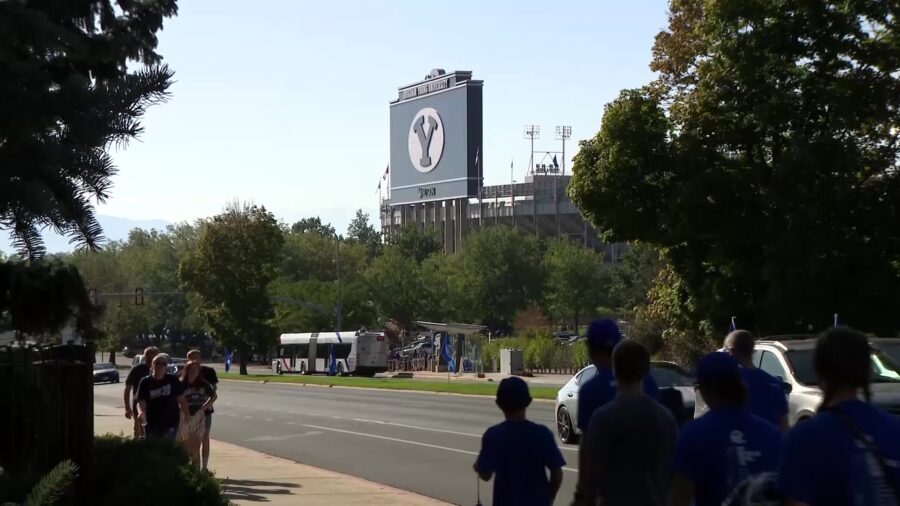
xmin=0 ymin=343 xmax=94 ymax=504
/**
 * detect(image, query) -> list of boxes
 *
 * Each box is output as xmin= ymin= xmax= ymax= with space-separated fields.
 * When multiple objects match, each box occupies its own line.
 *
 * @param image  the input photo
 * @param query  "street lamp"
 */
xmin=523 ymin=125 xmax=540 ymax=174
xmin=555 ymin=125 xmax=572 ymax=175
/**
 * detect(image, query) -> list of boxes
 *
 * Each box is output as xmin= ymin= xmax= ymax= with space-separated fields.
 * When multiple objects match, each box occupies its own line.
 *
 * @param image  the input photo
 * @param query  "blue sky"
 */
xmin=98 ymin=0 xmax=669 ymax=235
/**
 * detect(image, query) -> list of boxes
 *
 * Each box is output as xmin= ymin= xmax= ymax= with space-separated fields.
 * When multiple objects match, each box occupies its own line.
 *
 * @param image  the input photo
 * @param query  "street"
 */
xmin=94 ymin=375 xmax=579 ymax=506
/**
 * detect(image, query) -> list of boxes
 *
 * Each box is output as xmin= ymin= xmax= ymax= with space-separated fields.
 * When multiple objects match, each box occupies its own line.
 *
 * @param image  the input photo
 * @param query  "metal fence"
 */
xmin=0 ymin=343 xmax=94 ymax=504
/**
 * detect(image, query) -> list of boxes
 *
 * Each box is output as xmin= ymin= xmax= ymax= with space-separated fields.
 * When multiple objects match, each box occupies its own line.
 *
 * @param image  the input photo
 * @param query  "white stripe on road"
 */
xmin=302 ymin=423 xmax=577 ymax=473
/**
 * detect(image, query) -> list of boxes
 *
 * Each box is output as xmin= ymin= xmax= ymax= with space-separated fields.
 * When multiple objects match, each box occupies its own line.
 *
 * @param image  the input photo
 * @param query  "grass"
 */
xmin=221 ymin=372 xmax=559 ymax=400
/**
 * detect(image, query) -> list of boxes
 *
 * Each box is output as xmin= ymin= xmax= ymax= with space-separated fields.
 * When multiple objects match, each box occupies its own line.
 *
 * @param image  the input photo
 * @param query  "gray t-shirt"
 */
xmin=580 ymin=393 xmax=678 ymax=506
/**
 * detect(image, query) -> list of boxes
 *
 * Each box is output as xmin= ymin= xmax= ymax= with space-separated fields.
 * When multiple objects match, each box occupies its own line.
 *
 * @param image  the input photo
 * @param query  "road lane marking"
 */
xmin=264 ymin=418 xmax=274 ymax=422
xmin=244 ymin=415 xmax=252 ymax=419
xmin=286 ymin=421 xmax=296 ymax=425
xmin=245 ymin=431 xmax=322 ymax=442
xmin=301 ymin=424 xmax=577 ymax=473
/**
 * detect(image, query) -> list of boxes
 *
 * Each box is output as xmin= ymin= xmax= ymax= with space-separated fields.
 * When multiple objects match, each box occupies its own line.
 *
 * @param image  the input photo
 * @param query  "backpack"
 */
xmin=720 ymin=472 xmax=782 ymax=506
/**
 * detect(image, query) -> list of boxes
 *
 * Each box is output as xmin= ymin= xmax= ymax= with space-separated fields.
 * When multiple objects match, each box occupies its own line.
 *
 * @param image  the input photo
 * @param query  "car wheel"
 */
xmin=557 ymin=407 xmax=579 ymax=444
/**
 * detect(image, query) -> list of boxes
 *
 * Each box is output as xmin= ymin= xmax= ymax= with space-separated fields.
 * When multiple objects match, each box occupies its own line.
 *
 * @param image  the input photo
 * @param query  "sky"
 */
xmin=97 ymin=0 xmax=670 ymax=237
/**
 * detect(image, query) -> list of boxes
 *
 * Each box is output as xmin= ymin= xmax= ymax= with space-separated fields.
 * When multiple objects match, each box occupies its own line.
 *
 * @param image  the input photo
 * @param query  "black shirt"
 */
xmin=183 ymin=380 xmax=215 ymax=416
xmin=136 ymin=374 xmax=185 ymax=431
xmin=126 ymin=363 xmax=150 ymax=394
xmin=200 ymin=365 xmax=218 ymax=413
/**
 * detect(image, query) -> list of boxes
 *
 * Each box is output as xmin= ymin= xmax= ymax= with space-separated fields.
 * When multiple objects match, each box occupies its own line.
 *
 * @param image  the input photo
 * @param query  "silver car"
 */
xmin=555 ymin=361 xmax=696 ymax=444
xmin=694 ymin=337 xmax=900 ymax=424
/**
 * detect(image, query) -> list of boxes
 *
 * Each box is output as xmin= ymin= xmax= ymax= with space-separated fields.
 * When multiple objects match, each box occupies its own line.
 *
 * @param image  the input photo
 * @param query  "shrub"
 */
xmin=91 ymin=435 xmax=228 ymax=505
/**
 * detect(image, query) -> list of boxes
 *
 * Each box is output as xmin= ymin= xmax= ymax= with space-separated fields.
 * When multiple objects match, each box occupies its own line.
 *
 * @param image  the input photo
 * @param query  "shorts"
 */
xmin=177 ymin=412 xmax=206 ymax=442
xmin=204 ymin=412 xmax=213 ymax=432
xmin=145 ymin=425 xmax=178 ymax=441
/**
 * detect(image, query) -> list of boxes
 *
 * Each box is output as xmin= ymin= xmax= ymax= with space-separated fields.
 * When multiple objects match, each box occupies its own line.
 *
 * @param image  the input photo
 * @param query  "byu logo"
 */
xmin=408 ymin=107 xmax=444 ymax=173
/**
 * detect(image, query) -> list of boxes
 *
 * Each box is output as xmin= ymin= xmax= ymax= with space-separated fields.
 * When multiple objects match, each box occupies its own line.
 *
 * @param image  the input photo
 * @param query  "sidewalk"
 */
xmin=93 ymin=404 xmax=448 ymax=505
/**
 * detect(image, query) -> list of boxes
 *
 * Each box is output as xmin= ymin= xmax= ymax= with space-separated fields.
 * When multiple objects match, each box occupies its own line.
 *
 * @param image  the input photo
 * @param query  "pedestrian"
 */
xmin=779 ymin=327 xmax=900 ymax=506
xmin=178 ymin=361 xmax=217 ymax=467
xmin=574 ymin=340 xmax=677 ymax=506
xmin=668 ymin=352 xmax=781 ymax=506
xmin=136 ymin=354 xmax=188 ymax=440
xmin=577 ymin=319 xmax=660 ymax=432
xmin=474 ymin=377 xmax=566 ymax=506
xmin=186 ymin=349 xmax=219 ymax=471
xmin=123 ymin=346 xmax=159 ymax=438
xmin=723 ymin=330 xmax=789 ymax=430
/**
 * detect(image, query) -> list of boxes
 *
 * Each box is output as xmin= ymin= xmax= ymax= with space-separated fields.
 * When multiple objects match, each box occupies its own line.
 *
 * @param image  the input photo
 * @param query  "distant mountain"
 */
xmin=2 ymin=215 xmax=170 ymax=255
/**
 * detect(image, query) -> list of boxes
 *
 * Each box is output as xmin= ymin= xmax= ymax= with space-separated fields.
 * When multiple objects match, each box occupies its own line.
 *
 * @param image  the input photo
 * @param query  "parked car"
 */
xmin=872 ymin=337 xmax=900 ymax=365
xmin=555 ymin=361 xmax=696 ymax=444
xmin=121 ymin=346 xmax=136 ymax=358
xmin=694 ymin=336 xmax=900 ymax=424
xmin=93 ymin=362 xmax=119 ymax=384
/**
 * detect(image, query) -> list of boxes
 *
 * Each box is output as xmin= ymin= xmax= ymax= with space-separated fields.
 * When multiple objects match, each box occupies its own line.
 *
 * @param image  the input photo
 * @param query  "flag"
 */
xmin=475 ymin=147 xmax=480 ymax=168
xmin=440 ymin=334 xmax=456 ymax=373
xmin=729 ymin=317 xmax=737 ymax=332
xmin=224 ymin=348 xmax=232 ymax=373
xmin=376 ymin=180 xmax=381 ymax=192
xmin=383 ymin=164 xmax=389 ymax=180
xmin=328 ymin=343 xmax=337 ymax=375
xmin=552 ymin=155 xmax=559 ymax=169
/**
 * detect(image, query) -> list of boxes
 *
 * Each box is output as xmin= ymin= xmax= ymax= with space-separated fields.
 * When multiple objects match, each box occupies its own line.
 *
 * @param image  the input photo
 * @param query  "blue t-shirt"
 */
xmin=577 ymin=366 xmax=660 ymax=431
xmin=740 ymin=367 xmax=788 ymax=427
xmin=673 ymin=406 xmax=782 ymax=506
xmin=474 ymin=420 xmax=566 ymax=506
xmin=779 ymin=400 xmax=900 ymax=506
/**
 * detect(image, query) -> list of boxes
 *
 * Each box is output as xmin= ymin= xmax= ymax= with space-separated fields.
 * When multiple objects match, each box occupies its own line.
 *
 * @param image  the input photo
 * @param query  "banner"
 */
xmin=441 ymin=334 xmax=457 ymax=373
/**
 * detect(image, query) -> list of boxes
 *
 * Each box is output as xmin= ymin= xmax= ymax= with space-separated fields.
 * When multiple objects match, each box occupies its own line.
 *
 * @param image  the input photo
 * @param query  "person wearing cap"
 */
xmin=575 ymin=340 xmax=677 ymax=506
xmin=668 ymin=353 xmax=781 ymax=506
xmin=577 ymin=319 xmax=660 ymax=432
xmin=474 ymin=377 xmax=566 ymax=506
xmin=723 ymin=329 xmax=789 ymax=430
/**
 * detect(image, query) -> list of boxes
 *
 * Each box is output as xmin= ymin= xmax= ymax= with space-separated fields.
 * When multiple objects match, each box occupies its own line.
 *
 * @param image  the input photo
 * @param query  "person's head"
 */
xmin=585 ymin=319 xmax=622 ymax=366
xmin=815 ymin=326 xmax=872 ymax=406
xmin=611 ymin=340 xmax=650 ymax=388
xmin=186 ymin=349 xmax=202 ymax=363
xmin=143 ymin=346 xmax=159 ymax=364
xmin=495 ymin=376 xmax=532 ymax=419
xmin=182 ymin=360 xmax=202 ymax=385
xmin=696 ymin=352 xmax=746 ymax=409
xmin=723 ymin=330 xmax=755 ymax=363
xmin=151 ymin=354 xmax=168 ymax=379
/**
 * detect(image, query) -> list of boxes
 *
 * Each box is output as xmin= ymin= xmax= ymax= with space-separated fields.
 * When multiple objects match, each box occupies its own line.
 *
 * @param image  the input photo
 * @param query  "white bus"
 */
xmin=271 ymin=330 xmax=389 ymax=377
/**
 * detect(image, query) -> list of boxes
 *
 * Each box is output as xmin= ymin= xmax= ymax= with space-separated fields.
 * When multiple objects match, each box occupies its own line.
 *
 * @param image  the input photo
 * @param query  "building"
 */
xmin=380 ymin=69 xmax=623 ymax=260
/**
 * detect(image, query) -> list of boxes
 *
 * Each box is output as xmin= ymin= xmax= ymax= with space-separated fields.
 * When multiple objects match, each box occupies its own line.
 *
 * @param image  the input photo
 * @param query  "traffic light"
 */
xmin=135 ymin=288 xmax=144 ymax=306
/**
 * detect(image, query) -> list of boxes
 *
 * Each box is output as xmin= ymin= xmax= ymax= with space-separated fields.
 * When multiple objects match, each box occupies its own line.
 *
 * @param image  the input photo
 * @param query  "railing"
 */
xmin=0 ymin=342 xmax=94 ymax=504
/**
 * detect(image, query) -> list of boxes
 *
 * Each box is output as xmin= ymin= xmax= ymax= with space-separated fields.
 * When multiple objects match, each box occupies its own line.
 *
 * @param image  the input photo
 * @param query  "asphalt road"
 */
xmin=94 ymin=373 xmax=579 ymax=506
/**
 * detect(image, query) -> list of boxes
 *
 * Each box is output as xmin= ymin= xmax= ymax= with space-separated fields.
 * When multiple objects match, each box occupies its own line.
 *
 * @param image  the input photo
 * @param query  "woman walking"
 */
xmin=178 ymin=361 xmax=217 ymax=467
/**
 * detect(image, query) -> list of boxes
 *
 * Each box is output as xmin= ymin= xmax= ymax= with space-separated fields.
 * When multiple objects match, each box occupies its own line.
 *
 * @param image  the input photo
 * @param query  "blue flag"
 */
xmin=552 ymin=155 xmax=559 ymax=169
xmin=328 ymin=343 xmax=337 ymax=375
xmin=441 ymin=334 xmax=456 ymax=373
xmin=729 ymin=317 xmax=736 ymax=332
xmin=224 ymin=348 xmax=232 ymax=373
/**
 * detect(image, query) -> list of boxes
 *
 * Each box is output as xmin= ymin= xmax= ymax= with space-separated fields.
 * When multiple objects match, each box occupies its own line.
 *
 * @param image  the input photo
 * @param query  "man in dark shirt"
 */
xmin=123 ymin=346 xmax=159 ymax=438
xmin=576 ymin=340 xmax=678 ymax=506
xmin=137 ymin=354 xmax=188 ymax=440
xmin=474 ymin=377 xmax=566 ymax=506
xmin=186 ymin=349 xmax=219 ymax=470
xmin=723 ymin=330 xmax=789 ymax=429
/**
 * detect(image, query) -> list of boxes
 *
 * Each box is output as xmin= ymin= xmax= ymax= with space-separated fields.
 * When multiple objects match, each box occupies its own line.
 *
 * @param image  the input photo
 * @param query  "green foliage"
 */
xmin=570 ymin=0 xmax=900 ymax=337
xmin=346 ymin=210 xmax=382 ymax=260
xmin=607 ymin=242 xmax=661 ymax=315
xmin=365 ymin=248 xmax=435 ymax=331
xmin=91 ymin=435 xmax=227 ymax=506
xmin=179 ymin=202 xmax=284 ymax=374
xmin=543 ymin=239 xmax=609 ymax=329
xmin=0 ymin=260 xmax=96 ymax=336
xmin=290 ymin=217 xmax=336 ymax=237
xmin=386 ymin=225 xmax=442 ymax=263
xmin=523 ymin=330 xmax=555 ymax=370
xmin=0 ymin=0 xmax=177 ymax=259
xmin=22 ymin=460 xmax=78 ymax=506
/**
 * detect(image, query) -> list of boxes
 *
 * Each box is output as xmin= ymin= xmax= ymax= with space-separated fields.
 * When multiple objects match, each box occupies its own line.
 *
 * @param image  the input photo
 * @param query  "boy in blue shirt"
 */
xmin=474 ymin=377 xmax=566 ymax=506
xmin=779 ymin=327 xmax=900 ymax=506
xmin=577 ymin=319 xmax=660 ymax=432
xmin=724 ymin=329 xmax=789 ymax=429
xmin=668 ymin=352 xmax=782 ymax=506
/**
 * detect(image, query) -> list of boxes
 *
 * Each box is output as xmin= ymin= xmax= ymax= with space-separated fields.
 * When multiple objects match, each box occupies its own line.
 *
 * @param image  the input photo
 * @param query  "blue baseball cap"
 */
xmin=586 ymin=319 xmax=622 ymax=349
xmin=696 ymin=352 xmax=741 ymax=385
xmin=495 ymin=376 xmax=532 ymax=411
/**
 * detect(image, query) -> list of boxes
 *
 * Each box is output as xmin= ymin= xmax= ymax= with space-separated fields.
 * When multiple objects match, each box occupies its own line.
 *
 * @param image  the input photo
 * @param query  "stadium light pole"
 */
xmin=555 ymin=125 xmax=572 ymax=175
xmin=523 ymin=125 xmax=540 ymax=176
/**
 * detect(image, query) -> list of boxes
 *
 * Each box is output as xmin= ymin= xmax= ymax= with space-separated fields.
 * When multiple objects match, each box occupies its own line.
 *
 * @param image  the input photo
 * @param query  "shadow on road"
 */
xmin=221 ymin=478 xmax=299 ymax=502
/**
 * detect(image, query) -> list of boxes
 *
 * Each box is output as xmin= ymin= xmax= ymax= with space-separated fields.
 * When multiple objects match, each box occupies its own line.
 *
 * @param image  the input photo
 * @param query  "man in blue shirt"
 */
xmin=779 ymin=327 xmax=900 ymax=506
xmin=474 ymin=377 xmax=566 ymax=506
xmin=668 ymin=352 xmax=782 ymax=506
xmin=724 ymin=329 xmax=789 ymax=429
xmin=576 ymin=319 xmax=660 ymax=432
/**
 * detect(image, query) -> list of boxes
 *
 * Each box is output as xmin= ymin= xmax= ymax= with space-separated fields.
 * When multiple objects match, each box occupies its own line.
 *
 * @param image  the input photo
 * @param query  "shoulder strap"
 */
xmin=830 ymin=407 xmax=900 ymax=503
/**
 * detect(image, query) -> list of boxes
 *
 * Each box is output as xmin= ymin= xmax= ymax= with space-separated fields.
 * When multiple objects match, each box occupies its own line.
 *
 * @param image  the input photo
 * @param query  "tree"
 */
xmin=0 ymin=0 xmax=177 ymax=260
xmin=365 ymin=248 xmax=434 ymax=331
xmin=179 ymin=202 xmax=284 ymax=375
xmin=608 ymin=242 xmax=662 ymax=314
xmin=543 ymin=239 xmax=609 ymax=331
xmin=290 ymin=217 xmax=336 ymax=237
xmin=346 ymin=210 xmax=382 ymax=261
xmin=387 ymin=225 xmax=442 ymax=263
xmin=569 ymin=0 xmax=900 ymax=337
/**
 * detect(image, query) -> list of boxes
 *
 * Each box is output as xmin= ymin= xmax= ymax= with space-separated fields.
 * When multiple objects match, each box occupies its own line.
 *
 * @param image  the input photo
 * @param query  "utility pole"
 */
xmin=334 ymin=239 xmax=343 ymax=332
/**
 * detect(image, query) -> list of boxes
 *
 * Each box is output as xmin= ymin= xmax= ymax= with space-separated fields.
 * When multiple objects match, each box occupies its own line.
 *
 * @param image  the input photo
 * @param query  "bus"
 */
xmin=271 ymin=330 xmax=389 ymax=377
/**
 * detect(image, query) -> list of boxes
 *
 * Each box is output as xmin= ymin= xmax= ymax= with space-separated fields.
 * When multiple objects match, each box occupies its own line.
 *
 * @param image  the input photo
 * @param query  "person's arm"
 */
xmin=548 ymin=467 xmax=563 ymax=503
xmin=667 ymin=474 xmax=695 ymax=506
xmin=138 ymin=400 xmax=148 ymax=421
xmin=201 ymin=382 xmax=217 ymax=410
xmin=123 ymin=383 xmax=133 ymax=418
xmin=473 ymin=432 xmax=495 ymax=481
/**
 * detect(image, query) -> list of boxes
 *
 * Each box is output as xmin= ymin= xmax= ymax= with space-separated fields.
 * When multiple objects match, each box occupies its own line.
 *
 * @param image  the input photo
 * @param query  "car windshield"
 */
xmin=93 ymin=363 xmax=113 ymax=370
xmin=786 ymin=348 xmax=900 ymax=386
xmin=878 ymin=343 xmax=900 ymax=365
xmin=650 ymin=365 xmax=694 ymax=387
